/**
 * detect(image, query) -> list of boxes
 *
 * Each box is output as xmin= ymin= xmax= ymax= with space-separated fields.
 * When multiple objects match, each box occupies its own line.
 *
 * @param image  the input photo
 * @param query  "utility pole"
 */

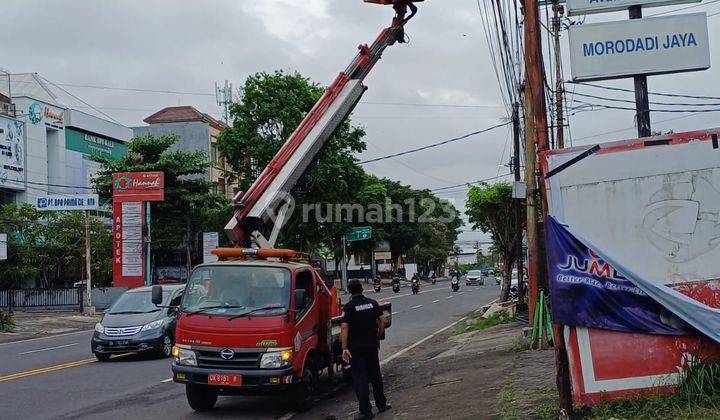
xmin=630 ymin=6 xmax=652 ymax=138
xmin=553 ymin=2 xmax=565 ymax=149
xmin=524 ymin=0 xmax=572 ymax=415
xmin=84 ymin=210 xmax=94 ymax=316
xmin=513 ymin=103 xmax=525 ymax=304
xmin=522 ymin=83 xmax=539 ymax=321
xmin=341 ymin=235 xmax=349 ymax=292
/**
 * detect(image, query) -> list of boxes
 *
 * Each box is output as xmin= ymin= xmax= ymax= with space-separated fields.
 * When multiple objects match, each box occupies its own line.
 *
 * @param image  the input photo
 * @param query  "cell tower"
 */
xmin=215 ymin=80 xmax=233 ymax=124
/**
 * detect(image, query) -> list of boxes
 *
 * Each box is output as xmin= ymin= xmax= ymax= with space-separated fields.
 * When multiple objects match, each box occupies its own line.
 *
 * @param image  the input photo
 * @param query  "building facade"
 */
xmin=133 ymin=106 xmax=235 ymax=200
xmin=3 ymin=73 xmax=132 ymax=204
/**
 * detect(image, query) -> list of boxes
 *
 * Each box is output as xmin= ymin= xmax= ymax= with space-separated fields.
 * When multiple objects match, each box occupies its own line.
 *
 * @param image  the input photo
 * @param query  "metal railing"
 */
xmin=0 ymin=287 xmax=83 ymax=312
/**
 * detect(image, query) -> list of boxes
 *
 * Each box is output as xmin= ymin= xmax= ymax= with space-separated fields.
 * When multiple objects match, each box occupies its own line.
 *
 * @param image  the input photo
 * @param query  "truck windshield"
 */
xmin=181 ymin=266 xmax=291 ymax=317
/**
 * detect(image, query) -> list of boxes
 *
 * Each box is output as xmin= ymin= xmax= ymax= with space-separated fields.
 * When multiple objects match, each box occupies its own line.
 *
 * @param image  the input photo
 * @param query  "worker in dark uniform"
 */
xmin=341 ymin=279 xmax=390 ymax=419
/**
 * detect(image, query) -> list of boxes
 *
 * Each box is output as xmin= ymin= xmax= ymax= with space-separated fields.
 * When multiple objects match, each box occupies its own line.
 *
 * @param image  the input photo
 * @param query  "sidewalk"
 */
xmin=0 ymin=311 xmax=101 ymax=344
xmin=296 ymin=317 xmax=557 ymax=420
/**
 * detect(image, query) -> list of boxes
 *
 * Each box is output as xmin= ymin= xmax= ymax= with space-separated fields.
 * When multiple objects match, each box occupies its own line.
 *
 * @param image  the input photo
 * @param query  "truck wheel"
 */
xmin=293 ymin=361 xmax=318 ymax=411
xmin=186 ymin=384 xmax=218 ymax=412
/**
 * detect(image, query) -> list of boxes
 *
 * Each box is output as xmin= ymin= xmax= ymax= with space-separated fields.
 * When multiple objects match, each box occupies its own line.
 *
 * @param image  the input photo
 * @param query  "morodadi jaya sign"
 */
xmin=568 ymin=13 xmax=711 ymax=82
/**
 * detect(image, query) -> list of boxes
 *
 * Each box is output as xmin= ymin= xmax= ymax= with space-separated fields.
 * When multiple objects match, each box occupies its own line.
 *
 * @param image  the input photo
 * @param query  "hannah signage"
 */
xmin=112 ymin=171 xmax=165 ymax=202
xmin=567 ymin=0 xmax=701 ymax=16
xmin=568 ymin=13 xmax=711 ymax=82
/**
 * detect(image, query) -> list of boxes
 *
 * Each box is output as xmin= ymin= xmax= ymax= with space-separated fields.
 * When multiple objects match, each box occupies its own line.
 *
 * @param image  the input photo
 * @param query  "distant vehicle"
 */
xmin=496 ymin=270 xmax=519 ymax=286
xmin=466 ymin=270 xmax=484 ymax=286
xmin=91 ymin=284 xmax=185 ymax=361
xmin=481 ymin=268 xmax=491 ymax=277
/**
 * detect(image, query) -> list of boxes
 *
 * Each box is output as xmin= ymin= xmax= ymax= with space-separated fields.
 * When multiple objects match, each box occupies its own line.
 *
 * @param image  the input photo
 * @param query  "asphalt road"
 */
xmin=0 ymin=280 xmax=499 ymax=420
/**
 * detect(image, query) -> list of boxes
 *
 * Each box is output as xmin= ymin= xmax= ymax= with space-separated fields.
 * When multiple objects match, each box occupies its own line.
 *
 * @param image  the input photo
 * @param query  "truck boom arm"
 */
xmin=225 ymin=1 xmax=422 ymax=246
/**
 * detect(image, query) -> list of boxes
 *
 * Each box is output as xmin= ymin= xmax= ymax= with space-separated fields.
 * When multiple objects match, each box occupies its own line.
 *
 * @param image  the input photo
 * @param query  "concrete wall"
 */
xmin=133 ymin=122 xmax=210 ymax=181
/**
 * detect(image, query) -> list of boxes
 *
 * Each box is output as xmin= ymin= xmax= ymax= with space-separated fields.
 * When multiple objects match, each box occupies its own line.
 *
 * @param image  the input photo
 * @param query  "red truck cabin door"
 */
xmin=292 ymin=270 xmax=320 ymax=366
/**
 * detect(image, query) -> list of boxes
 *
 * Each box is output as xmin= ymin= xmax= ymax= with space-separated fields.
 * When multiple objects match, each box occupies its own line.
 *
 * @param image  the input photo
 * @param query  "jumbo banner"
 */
xmin=547 ymin=216 xmax=690 ymax=335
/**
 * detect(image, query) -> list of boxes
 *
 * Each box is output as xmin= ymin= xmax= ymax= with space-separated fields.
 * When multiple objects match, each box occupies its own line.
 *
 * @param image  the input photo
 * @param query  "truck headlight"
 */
xmin=260 ymin=349 xmax=293 ymax=368
xmin=94 ymin=323 xmax=105 ymax=334
xmin=173 ymin=346 xmax=197 ymax=366
xmin=141 ymin=319 xmax=165 ymax=332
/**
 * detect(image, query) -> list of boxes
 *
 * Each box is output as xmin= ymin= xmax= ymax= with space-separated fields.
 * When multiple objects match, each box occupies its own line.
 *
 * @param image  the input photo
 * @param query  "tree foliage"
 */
xmin=0 ymin=205 xmax=112 ymax=289
xmin=466 ymin=183 xmax=524 ymax=301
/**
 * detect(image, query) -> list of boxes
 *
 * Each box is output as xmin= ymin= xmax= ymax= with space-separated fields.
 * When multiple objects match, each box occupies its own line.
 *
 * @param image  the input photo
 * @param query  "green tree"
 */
xmin=0 ymin=205 xmax=112 ymax=289
xmin=217 ymin=70 xmax=366 ymax=253
xmin=465 ymin=183 xmax=525 ymax=301
xmin=92 ymin=135 xmax=226 ymax=274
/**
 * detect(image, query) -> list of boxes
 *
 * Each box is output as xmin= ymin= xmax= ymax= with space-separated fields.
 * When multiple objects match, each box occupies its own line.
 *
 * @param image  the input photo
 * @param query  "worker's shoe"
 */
xmin=377 ymin=404 xmax=392 ymax=413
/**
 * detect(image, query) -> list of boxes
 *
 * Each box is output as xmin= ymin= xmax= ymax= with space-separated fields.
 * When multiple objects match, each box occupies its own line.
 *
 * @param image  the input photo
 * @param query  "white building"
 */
xmin=1 ymin=73 xmax=132 ymax=204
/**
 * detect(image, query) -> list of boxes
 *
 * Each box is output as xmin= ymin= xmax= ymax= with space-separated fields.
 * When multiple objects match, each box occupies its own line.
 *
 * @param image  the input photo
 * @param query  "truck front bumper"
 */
xmin=172 ymin=363 xmax=296 ymax=393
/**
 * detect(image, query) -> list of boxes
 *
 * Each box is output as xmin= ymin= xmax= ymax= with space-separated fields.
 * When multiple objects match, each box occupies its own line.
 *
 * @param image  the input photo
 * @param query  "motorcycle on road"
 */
xmin=391 ymin=277 xmax=401 ymax=293
xmin=451 ymin=277 xmax=460 ymax=292
xmin=373 ymin=277 xmax=382 ymax=293
xmin=411 ymin=278 xmax=420 ymax=295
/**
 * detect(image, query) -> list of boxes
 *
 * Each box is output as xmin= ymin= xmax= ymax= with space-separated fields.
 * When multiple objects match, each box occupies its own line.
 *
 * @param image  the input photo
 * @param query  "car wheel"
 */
xmin=294 ymin=359 xmax=318 ymax=411
xmin=186 ymin=384 xmax=219 ymax=412
xmin=95 ymin=353 xmax=111 ymax=362
xmin=157 ymin=334 xmax=173 ymax=359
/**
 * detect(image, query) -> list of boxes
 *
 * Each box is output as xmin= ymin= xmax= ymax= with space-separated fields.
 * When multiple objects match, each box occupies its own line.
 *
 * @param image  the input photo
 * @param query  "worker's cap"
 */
xmin=348 ymin=279 xmax=363 ymax=295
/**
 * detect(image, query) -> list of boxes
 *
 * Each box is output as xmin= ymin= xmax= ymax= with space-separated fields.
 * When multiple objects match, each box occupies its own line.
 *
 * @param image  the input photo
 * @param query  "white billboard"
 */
xmin=203 ymin=232 xmax=219 ymax=263
xmin=568 ymin=13 xmax=710 ymax=82
xmin=0 ymin=115 xmax=25 ymax=190
xmin=567 ymin=0 xmax=701 ymax=16
xmin=36 ymin=194 xmax=100 ymax=211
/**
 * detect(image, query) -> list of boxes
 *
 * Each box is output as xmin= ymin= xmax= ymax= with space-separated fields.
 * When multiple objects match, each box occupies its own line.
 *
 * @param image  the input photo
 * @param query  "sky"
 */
xmin=3 ymin=0 xmax=720 ymax=248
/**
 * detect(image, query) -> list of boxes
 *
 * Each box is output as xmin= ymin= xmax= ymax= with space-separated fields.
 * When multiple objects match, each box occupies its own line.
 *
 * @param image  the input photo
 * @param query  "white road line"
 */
xmin=380 ymin=316 xmax=467 ymax=366
xmin=459 ymin=292 xmax=465 ymax=295
xmin=410 ymin=304 xmax=423 ymax=309
xmin=446 ymin=296 xmax=454 ymax=299
xmin=391 ymin=311 xmax=399 ymax=315
xmin=18 ymin=342 xmax=78 ymax=355
xmin=432 ymin=300 xmax=439 ymax=303
xmin=161 ymin=377 xmax=173 ymax=383
xmin=0 ymin=329 xmax=93 ymax=347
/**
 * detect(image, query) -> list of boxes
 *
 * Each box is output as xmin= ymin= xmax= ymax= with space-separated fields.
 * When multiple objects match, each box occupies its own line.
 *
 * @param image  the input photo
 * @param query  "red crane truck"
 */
xmin=151 ymin=0 xmax=422 ymax=412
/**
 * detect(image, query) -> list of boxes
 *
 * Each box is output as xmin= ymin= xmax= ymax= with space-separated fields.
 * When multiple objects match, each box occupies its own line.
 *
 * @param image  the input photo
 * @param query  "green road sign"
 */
xmin=346 ymin=226 xmax=372 ymax=242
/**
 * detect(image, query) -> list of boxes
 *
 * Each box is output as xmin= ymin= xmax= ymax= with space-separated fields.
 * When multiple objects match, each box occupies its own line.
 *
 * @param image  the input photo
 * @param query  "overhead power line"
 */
xmin=647 ymin=0 xmax=720 ymax=16
xmin=430 ymin=173 xmax=513 ymax=192
xmin=575 ymin=82 xmax=720 ymax=101
xmin=570 ymin=91 xmax=720 ymax=107
xmin=359 ymin=121 xmax=511 ymax=164
xmin=571 ymin=99 xmax=720 ymax=113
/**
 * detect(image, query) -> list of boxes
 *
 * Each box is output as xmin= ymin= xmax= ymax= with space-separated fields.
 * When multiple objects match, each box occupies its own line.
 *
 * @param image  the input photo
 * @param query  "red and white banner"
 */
xmin=112 ymin=171 xmax=164 ymax=202
xmin=112 ymin=201 xmax=145 ymax=288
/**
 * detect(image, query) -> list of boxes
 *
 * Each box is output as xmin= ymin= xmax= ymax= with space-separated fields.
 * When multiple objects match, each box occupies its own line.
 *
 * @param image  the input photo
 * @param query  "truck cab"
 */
xmin=158 ymin=259 xmax=346 ymax=411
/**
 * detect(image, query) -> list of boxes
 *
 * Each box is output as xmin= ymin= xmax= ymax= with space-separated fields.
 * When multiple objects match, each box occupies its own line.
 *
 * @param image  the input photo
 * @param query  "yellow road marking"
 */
xmin=0 ymin=357 xmax=97 ymax=383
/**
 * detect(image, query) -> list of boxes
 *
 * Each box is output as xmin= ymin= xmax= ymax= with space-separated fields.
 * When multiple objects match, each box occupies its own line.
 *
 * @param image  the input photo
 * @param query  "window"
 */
xmin=218 ymin=178 xmax=226 ymax=196
xmin=211 ymin=143 xmax=219 ymax=164
xmin=295 ymin=271 xmax=315 ymax=313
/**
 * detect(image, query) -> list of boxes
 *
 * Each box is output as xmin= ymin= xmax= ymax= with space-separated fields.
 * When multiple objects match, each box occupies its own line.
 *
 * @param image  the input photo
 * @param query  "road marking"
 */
xmin=446 ymin=296 xmax=454 ymax=299
xmin=391 ymin=311 xmax=399 ymax=315
xmin=0 ymin=357 xmax=97 ymax=383
xmin=459 ymin=292 xmax=465 ymax=295
xmin=410 ymin=304 xmax=423 ymax=309
xmin=432 ymin=300 xmax=439 ymax=303
xmin=161 ymin=377 xmax=174 ymax=383
xmin=0 ymin=329 xmax=93 ymax=347
xmin=378 ymin=285 xmax=446 ymax=303
xmin=380 ymin=316 xmax=467 ymax=366
xmin=19 ymin=342 xmax=78 ymax=355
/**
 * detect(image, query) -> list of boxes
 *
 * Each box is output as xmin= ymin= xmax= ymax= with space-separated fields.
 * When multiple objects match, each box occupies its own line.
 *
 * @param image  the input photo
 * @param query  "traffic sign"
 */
xmin=346 ymin=226 xmax=372 ymax=242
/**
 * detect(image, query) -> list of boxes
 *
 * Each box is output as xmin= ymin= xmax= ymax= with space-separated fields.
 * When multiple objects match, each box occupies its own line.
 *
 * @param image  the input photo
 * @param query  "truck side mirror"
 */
xmin=294 ymin=289 xmax=307 ymax=312
xmin=151 ymin=285 xmax=163 ymax=305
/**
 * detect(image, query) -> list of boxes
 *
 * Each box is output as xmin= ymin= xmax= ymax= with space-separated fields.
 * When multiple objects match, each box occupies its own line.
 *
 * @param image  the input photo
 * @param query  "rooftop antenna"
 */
xmin=215 ymin=80 xmax=233 ymax=124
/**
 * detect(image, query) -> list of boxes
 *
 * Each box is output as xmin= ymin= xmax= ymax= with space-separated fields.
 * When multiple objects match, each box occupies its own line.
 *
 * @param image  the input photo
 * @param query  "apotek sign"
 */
xmin=112 ymin=172 xmax=165 ymax=202
xmin=568 ymin=13 xmax=711 ymax=82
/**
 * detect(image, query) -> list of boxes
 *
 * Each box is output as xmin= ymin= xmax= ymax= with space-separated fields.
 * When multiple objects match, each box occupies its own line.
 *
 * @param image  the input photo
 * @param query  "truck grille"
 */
xmin=104 ymin=326 xmax=142 ymax=337
xmin=196 ymin=348 xmax=265 ymax=370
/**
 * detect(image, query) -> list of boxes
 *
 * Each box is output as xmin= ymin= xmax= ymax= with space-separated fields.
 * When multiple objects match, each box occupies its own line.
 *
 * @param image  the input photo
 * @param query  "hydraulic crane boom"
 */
xmin=225 ymin=0 xmax=423 ymax=246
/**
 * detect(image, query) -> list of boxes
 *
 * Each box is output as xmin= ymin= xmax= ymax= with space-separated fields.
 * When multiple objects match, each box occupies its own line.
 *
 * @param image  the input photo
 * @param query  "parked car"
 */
xmin=91 ymin=284 xmax=184 ymax=361
xmin=466 ymin=270 xmax=484 ymax=286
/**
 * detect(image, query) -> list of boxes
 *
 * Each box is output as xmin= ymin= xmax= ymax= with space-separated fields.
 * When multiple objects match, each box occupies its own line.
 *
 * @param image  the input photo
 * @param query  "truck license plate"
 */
xmin=208 ymin=373 xmax=242 ymax=386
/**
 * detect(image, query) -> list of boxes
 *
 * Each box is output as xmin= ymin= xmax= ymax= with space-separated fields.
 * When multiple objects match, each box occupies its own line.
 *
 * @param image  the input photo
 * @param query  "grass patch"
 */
xmin=0 ymin=309 xmax=14 ymax=332
xmin=509 ymin=336 xmax=531 ymax=352
xmin=587 ymin=360 xmax=720 ymax=419
xmin=454 ymin=313 xmax=515 ymax=335
xmin=498 ymin=383 xmax=521 ymax=420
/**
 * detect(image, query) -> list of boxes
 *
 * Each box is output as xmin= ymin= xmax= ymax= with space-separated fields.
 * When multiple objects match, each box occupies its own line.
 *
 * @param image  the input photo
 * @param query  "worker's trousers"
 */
xmin=350 ymin=348 xmax=387 ymax=416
